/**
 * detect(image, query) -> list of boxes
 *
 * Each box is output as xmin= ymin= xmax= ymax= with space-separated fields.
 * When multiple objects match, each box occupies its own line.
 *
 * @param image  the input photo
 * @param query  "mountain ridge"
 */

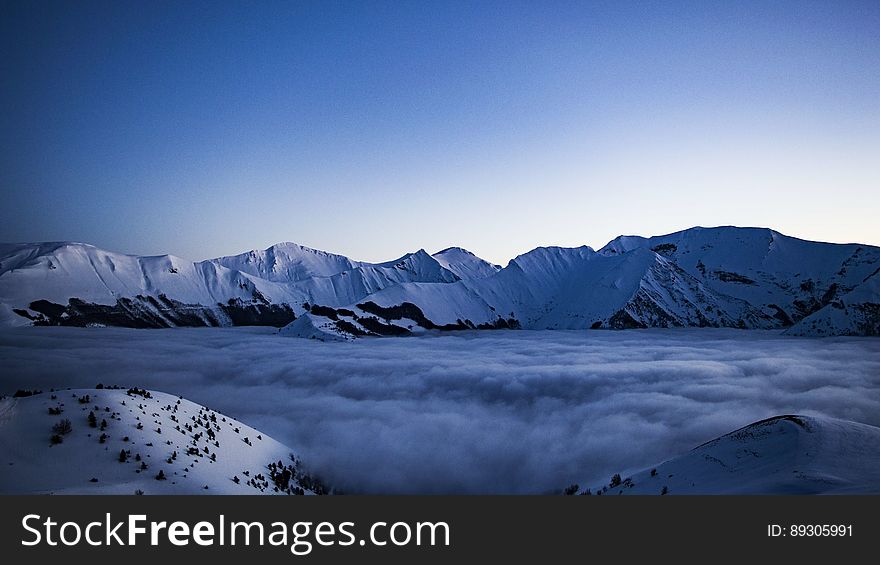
xmin=2 ymin=227 xmax=878 ymax=337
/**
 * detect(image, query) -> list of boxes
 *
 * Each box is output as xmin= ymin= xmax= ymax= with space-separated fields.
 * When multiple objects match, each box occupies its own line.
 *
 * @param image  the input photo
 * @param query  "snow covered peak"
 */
xmin=367 ymin=249 xmax=460 ymax=282
xmin=211 ymin=242 xmax=360 ymax=283
xmin=432 ymin=247 xmax=501 ymax=280
xmin=597 ymin=235 xmax=648 ymax=256
xmin=507 ymin=245 xmax=595 ymax=272
xmin=598 ymin=226 xmax=779 ymax=256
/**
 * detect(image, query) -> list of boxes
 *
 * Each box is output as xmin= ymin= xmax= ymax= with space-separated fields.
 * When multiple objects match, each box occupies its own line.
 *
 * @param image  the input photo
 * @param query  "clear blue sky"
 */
xmin=2 ymin=0 xmax=878 ymax=264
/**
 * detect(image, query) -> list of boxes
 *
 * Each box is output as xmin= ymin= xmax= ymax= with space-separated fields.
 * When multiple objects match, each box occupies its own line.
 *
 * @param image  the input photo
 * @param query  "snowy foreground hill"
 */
xmin=1 ymin=227 xmax=878 ymax=336
xmin=575 ymin=415 xmax=880 ymax=495
xmin=0 ymin=388 xmax=327 ymax=495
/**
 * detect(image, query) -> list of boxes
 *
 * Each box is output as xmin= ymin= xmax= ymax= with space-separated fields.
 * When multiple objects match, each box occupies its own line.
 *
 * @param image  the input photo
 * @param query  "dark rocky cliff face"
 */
xmin=20 ymin=295 xmax=295 ymax=328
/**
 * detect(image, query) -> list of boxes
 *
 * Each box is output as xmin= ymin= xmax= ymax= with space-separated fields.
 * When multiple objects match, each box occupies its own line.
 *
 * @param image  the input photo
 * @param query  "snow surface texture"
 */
xmin=0 ymin=388 xmax=326 ymax=495
xmin=581 ymin=415 xmax=880 ymax=495
xmin=2 ymin=227 xmax=878 ymax=336
xmin=2 ymin=328 xmax=879 ymax=494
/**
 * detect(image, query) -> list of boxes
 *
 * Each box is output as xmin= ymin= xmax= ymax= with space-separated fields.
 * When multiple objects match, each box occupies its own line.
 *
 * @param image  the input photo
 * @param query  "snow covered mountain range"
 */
xmin=1 ymin=227 xmax=878 ymax=337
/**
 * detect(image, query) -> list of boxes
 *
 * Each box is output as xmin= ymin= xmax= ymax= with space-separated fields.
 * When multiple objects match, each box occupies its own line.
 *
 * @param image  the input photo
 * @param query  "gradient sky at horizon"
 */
xmin=1 ymin=0 xmax=878 ymax=265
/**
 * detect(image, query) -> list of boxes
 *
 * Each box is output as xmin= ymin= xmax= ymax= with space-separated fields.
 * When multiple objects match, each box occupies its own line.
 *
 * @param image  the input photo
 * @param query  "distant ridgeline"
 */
xmin=1 ymin=227 xmax=878 ymax=337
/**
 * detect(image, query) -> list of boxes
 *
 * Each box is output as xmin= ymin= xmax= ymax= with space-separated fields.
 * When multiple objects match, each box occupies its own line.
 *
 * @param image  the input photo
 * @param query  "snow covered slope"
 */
xmin=470 ymin=246 xmax=773 ymax=330
xmin=288 ymin=249 xmax=461 ymax=309
xmin=599 ymin=226 xmax=880 ymax=329
xmin=0 ymin=242 xmax=299 ymax=328
xmin=432 ymin=247 xmax=501 ymax=280
xmin=0 ymin=388 xmax=327 ymax=495
xmin=787 ymin=270 xmax=880 ymax=336
xmin=211 ymin=242 xmax=362 ymax=282
xmin=578 ymin=415 xmax=880 ymax=495
xmin=2 ymin=227 xmax=878 ymax=335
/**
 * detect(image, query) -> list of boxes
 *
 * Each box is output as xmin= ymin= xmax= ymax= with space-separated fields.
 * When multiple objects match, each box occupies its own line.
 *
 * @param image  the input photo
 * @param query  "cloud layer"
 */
xmin=2 ymin=328 xmax=879 ymax=493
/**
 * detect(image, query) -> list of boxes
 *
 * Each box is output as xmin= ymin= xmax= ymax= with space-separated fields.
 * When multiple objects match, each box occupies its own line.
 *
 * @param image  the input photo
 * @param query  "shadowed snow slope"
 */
xmin=584 ymin=415 xmax=880 ymax=495
xmin=0 ymin=388 xmax=325 ymax=495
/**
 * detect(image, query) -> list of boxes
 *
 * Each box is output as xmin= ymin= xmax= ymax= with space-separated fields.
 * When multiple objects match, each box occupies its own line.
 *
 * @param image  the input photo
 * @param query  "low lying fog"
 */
xmin=2 ymin=327 xmax=878 ymax=493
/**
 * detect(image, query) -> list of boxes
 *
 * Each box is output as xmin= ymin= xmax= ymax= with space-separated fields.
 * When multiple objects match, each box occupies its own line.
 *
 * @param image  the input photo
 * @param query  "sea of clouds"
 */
xmin=1 ymin=327 xmax=879 ymax=493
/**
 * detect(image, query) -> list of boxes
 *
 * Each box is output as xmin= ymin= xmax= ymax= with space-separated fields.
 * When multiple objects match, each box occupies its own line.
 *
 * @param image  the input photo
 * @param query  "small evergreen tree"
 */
xmin=119 ymin=449 xmax=128 ymax=463
xmin=610 ymin=473 xmax=622 ymax=488
xmin=52 ymin=418 xmax=72 ymax=435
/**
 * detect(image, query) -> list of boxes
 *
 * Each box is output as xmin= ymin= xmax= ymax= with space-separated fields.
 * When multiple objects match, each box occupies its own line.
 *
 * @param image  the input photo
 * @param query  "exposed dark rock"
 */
xmin=309 ymin=304 xmax=339 ymax=320
xmin=792 ymin=297 xmax=823 ymax=320
xmin=863 ymin=266 xmax=880 ymax=284
xmin=12 ymin=308 xmax=39 ymax=321
xmin=218 ymin=299 xmax=295 ymax=327
xmin=25 ymin=296 xmax=294 ymax=328
xmin=767 ymin=304 xmax=794 ymax=326
xmin=854 ymin=303 xmax=880 ymax=336
xmin=608 ymin=309 xmax=646 ymax=329
xmin=29 ymin=300 xmax=67 ymax=318
xmin=357 ymin=301 xmax=432 ymax=325
xmin=714 ymin=271 xmax=756 ymax=285
xmin=651 ymin=243 xmax=677 ymax=256
xmin=333 ymin=319 xmax=372 ymax=337
xmin=477 ymin=317 xmax=521 ymax=330
xmin=358 ymin=316 xmax=411 ymax=336
xmin=356 ymin=300 xmax=517 ymax=332
xmin=820 ymin=283 xmax=839 ymax=304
